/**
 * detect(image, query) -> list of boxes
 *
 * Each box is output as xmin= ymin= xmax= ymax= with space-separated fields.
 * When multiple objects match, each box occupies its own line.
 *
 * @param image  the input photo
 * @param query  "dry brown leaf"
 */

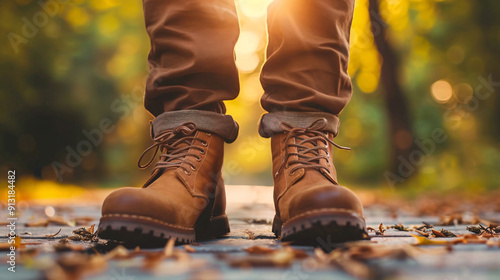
xmin=414 ymin=229 xmax=429 ymax=237
xmin=25 ymin=219 xmax=49 ymax=227
xmin=73 ymin=216 xmax=95 ymax=226
xmin=70 ymin=225 xmax=97 ymax=242
xmin=46 ymin=253 xmax=107 ymax=280
xmin=432 ymin=229 xmax=446 ymax=237
xmin=378 ymin=223 xmax=386 ymax=235
xmin=48 ymin=216 xmax=74 ymax=226
xmin=104 ymin=245 xmax=130 ymax=260
xmin=184 ymin=245 xmax=196 ymax=253
xmin=366 ymin=227 xmax=376 ymax=232
xmin=45 ymin=228 xmax=62 ymax=238
xmin=164 ymin=238 xmax=175 ymax=257
xmin=244 ymin=246 xmax=276 ymax=254
xmin=142 ymin=239 xmax=177 ymax=271
xmin=455 ymin=234 xmax=487 ymax=244
xmin=284 ymin=246 xmax=309 ymax=259
xmin=314 ymin=247 xmax=370 ymax=279
xmin=243 ymin=229 xmax=255 ymax=240
xmin=227 ymin=249 xmax=295 ymax=268
xmin=479 ymin=232 xmax=496 ymax=238
xmin=53 ymin=239 xmax=85 ymax=252
xmin=312 ymin=242 xmax=450 ymax=279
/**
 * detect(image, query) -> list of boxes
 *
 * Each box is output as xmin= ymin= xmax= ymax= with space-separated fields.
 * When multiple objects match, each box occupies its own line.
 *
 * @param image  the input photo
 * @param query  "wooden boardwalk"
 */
xmin=1 ymin=186 xmax=499 ymax=279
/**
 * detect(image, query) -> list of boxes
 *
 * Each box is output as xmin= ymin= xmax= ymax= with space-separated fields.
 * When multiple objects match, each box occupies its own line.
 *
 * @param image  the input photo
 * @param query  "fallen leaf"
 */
xmin=48 ymin=216 xmax=74 ymax=227
xmin=164 ymin=238 xmax=175 ymax=257
xmin=45 ymin=229 xmax=62 ymax=238
xmin=378 ymin=223 xmax=386 ymax=235
xmin=455 ymin=234 xmax=487 ymax=244
xmin=70 ymin=225 xmax=97 ymax=242
xmin=104 ymin=245 xmax=129 ymax=259
xmin=466 ymin=225 xmax=482 ymax=234
xmin=45 ymin=252 xmax=107 ymax=280
xmin=414 ymin=229 xmax=429 ymax=237
xmin=431 ymin=229 xmax=446 ymax=237
xmin=244 ymin=246 xmax=275 ymax=254
xmin=243 ymin=218 xmax=272 ymax=225
xmin=53 ymin=239 xmax=85 ymax=252
xmin=184 ymin=245 xmax=196 ymax=253
xmin=25 ymin=219 xmax=49 ymax=227
xmin=73 ymin=216 xmax=95 ymax=226
xmin=227 ymin=248 xmax=295 ymax=268
xmin=411 ymin=234 xmax=452 ymax=245
xmin=244 ymin=229 xmax=255 ymax=240
xmin=143 ymin=239 xmax=177 ymax=271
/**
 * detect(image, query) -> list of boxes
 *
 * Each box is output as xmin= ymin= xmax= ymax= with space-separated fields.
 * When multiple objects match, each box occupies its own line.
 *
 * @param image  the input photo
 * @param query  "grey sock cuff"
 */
xmin=258 ymin=111 xmax=340 ymax=138
xmin=151 ymin=110 xmax=239 ymax=143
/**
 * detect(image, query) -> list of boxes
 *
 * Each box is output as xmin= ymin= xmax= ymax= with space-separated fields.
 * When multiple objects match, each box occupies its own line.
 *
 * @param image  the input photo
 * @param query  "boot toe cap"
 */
xmin=287 ymin=184 xmax=364 ymax=219
xmin=101 ymin=187 xmax=181 ymax=225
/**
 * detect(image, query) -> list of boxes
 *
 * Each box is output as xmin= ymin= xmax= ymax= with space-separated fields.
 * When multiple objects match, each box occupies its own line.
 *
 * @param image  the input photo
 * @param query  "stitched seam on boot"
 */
xmin=285 ymin=208 xmax=364 ymax=224
xmin=102 ymin=213 xmax=194 ymax=231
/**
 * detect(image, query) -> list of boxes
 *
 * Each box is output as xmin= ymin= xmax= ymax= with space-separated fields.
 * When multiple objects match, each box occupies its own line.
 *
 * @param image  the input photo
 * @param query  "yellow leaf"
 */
xmin=411 ymin=234 xmax=451 ymax=245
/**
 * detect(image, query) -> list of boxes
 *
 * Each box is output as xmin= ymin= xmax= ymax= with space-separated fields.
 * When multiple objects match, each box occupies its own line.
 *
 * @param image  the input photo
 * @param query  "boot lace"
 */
xmin=278 ymin=118 xmax=350 ymax=176
xmin=138 ymin=122 xmax=207 ymax=175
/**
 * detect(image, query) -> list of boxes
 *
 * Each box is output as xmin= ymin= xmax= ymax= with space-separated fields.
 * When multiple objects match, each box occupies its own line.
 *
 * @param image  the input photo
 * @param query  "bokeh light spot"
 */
xmin=431 ymin=80 xmax=453 ymax=103
xmin=45 ymin=206 xmax=55 ymax=217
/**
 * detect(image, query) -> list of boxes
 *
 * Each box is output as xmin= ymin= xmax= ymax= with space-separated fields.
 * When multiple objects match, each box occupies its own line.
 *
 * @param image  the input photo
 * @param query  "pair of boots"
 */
xmin=97 ymin=110 xmax=368 ymax=245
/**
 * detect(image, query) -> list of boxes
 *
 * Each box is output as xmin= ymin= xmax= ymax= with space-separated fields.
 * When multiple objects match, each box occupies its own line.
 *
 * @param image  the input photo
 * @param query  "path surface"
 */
xmin=1 ymin=186 xmax=499 ymax=279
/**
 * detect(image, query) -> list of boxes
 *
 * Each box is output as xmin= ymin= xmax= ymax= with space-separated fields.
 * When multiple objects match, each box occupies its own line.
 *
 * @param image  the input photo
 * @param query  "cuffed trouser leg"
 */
xmin=259 ymin=0 xmax=355 ymax=137
xmin=143 ymin=0 xmax=240 ymax=117
xmin=151 ymin=110 xmax=239 ymax=143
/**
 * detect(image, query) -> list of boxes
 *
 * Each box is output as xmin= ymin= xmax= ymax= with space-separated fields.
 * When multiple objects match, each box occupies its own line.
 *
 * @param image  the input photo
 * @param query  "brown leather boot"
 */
xmin=98 ymin=110 xmax=238 ymax=245
xmin=260 ymin=112 xmax=368 ymax=245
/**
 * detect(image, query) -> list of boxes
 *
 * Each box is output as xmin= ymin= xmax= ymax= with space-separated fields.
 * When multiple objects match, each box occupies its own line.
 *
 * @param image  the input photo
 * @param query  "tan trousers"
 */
xmin=143 ymin=0 xmax=355 ymax=138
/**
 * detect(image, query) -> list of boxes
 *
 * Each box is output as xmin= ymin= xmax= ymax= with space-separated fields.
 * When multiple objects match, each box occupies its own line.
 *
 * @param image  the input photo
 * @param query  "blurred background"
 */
xmin=1 ymin=0 xmax=499 ymax=199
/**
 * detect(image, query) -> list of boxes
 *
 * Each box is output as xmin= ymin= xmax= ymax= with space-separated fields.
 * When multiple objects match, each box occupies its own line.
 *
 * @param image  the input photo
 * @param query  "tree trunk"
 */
xmin=368 ymin=0 xmax=418 ymax=184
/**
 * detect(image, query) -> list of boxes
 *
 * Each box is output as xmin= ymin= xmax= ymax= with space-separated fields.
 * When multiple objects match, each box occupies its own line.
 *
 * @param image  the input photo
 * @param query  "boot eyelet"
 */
xmin=200 ymin=150 xmax=205 ymax=155
xmin=206 ymin=133 xmax=211 ymax=136
xmin=202 ymin=141 xmax=208 ymax=147
xmin=184 ymin=170 xmax=191 ymax=175
xmin=190 ymin=166 xmax=196 ymax=171
xmin=195 ymin=156 xmax=201 ymax=162
xmin=289 ymin=170 xmax=295 ymax=176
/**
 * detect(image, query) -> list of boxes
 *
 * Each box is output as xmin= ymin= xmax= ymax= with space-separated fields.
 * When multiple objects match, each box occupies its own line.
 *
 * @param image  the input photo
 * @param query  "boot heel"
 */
xmin=272 ymin=215 xmax=283 ymax=237
xmin=195 ymin=214 xmax=230 ymax=240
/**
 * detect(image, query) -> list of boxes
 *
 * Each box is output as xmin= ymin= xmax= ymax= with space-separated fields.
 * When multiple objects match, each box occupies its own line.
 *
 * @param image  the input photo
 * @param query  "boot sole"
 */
xmin=272 ymin=209 xmax=369 ymax=248
xmin=97 ymin=213 xmax=230 ymax=246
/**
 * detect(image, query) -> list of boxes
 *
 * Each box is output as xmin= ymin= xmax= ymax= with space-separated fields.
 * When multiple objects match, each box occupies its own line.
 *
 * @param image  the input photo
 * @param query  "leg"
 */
xmin=260 ymin=0 xmax=354 ymax=119
xmin=144 ymin=0 xmax=240 ymax=116
xmin=259 ymin=0 xmax=368 ymax=245
xmin=98 ymin=0 xmax=240 ymax=245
